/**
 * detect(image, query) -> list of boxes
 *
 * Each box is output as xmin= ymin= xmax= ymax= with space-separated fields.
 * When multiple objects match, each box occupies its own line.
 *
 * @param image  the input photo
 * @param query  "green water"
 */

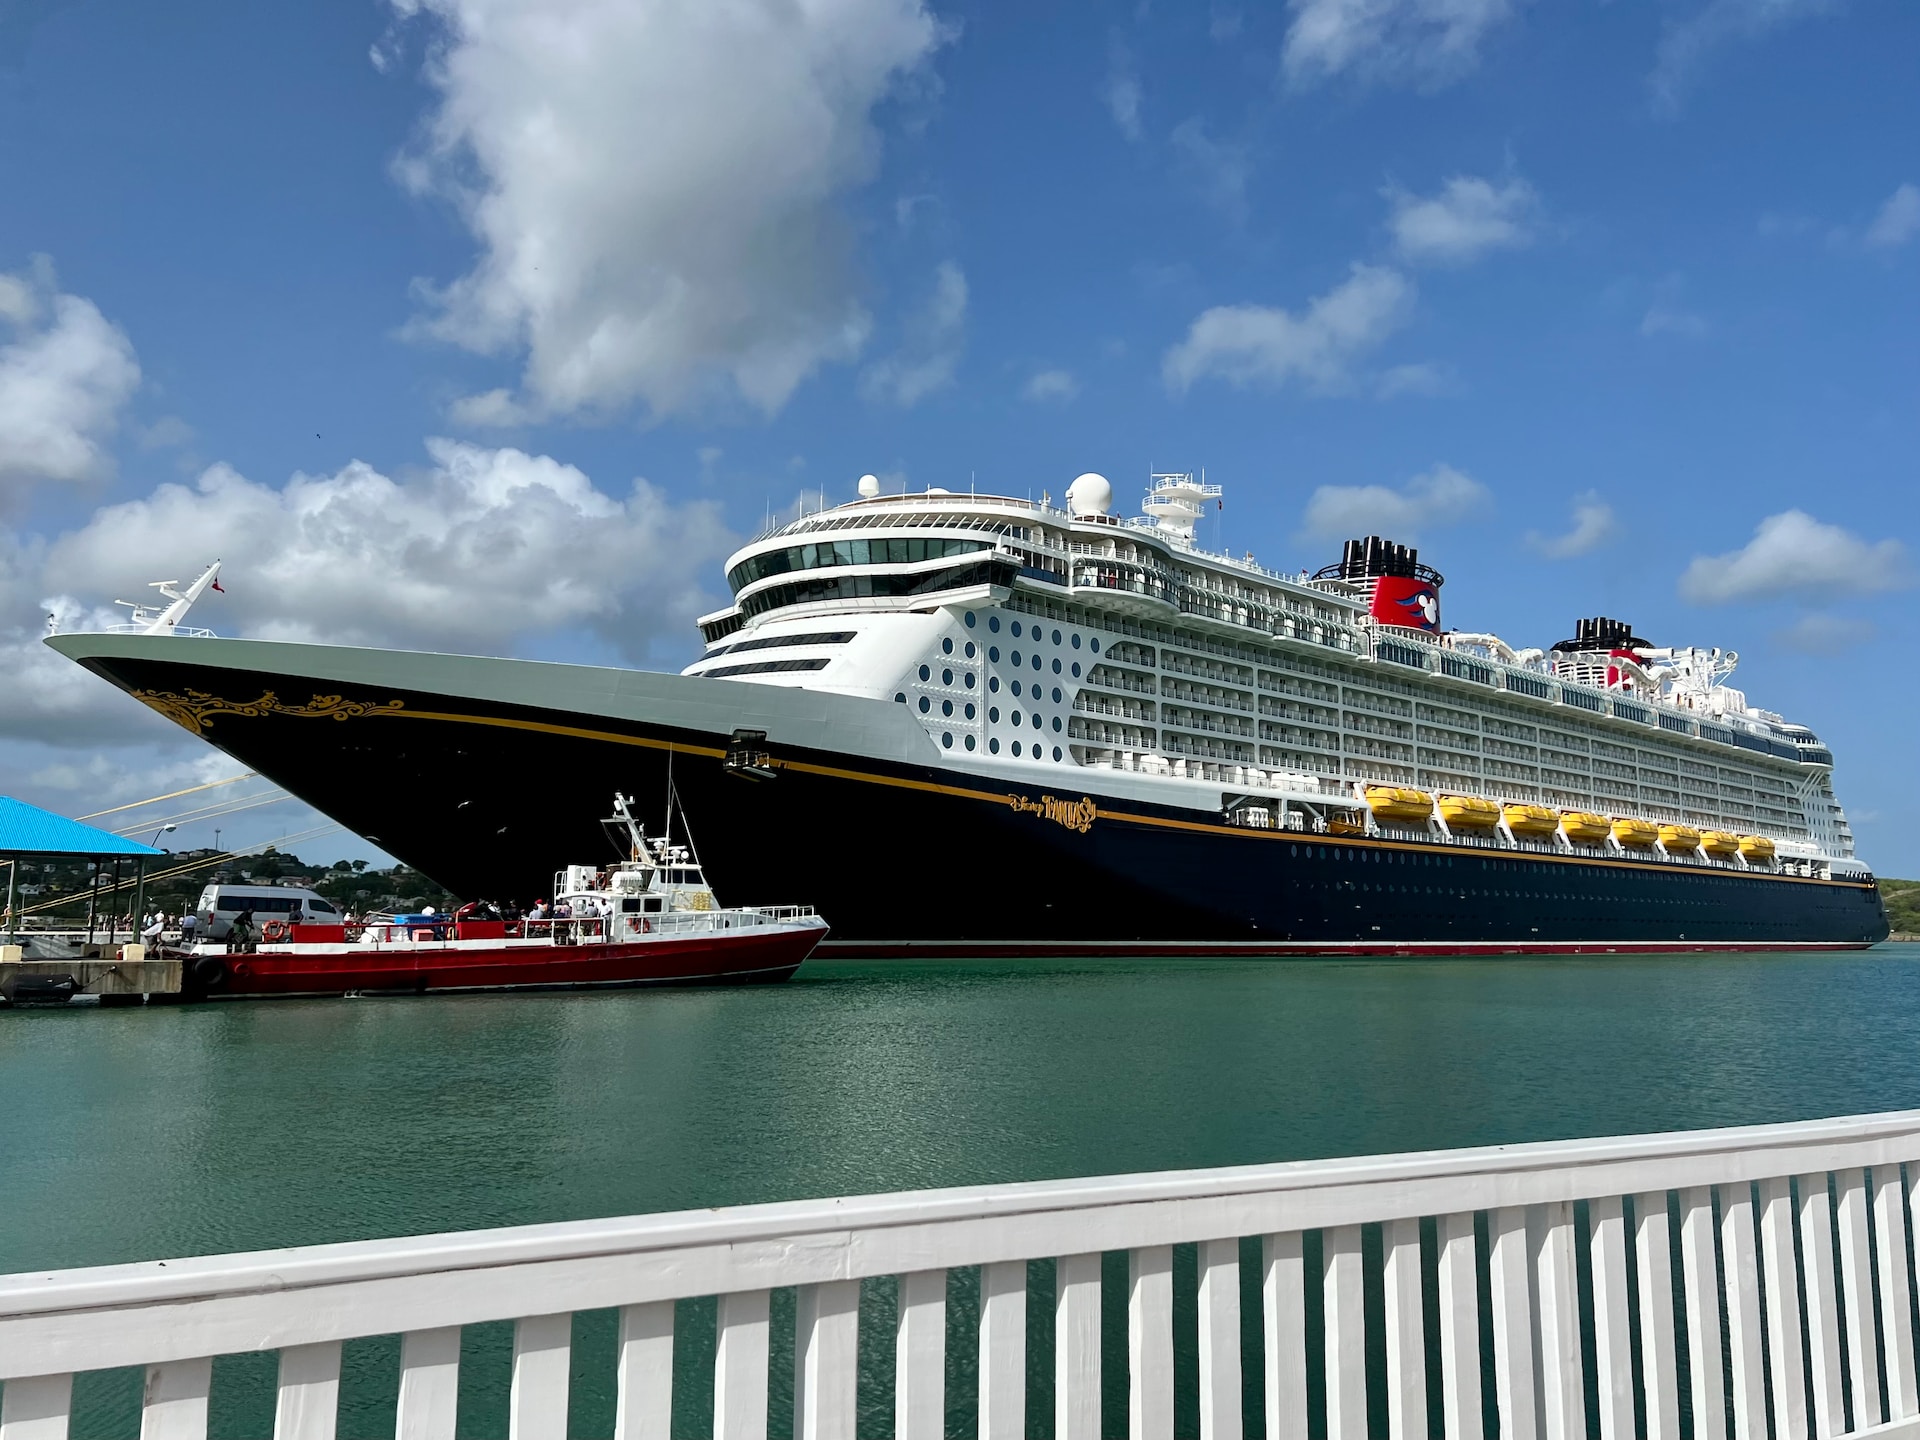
xmin=4 ymin=948 xmax=1918 ymax=1435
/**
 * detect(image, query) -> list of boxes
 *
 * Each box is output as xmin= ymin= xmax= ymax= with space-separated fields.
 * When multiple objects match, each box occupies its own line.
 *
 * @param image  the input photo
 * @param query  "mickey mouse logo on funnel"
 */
xmin=1371 ymin=574 xmax=1440 ymax=632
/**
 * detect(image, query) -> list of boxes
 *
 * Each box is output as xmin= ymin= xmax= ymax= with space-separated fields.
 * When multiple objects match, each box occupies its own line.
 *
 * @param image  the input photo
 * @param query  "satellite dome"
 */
xmin=1067 ymin=472 xmax=1113 ymax=517
xmin=857 ymin=473 xmax=881 ymax=498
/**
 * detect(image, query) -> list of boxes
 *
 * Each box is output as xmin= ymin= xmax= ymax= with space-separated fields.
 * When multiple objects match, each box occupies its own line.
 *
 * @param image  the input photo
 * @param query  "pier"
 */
xmin=6 ymin=1108 xmax=1920 ymax=1438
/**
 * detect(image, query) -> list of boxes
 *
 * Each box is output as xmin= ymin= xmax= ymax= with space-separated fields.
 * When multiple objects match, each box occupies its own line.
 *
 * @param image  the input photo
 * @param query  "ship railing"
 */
xmin=9 ymin=1109 xmax=1920 ymax=1440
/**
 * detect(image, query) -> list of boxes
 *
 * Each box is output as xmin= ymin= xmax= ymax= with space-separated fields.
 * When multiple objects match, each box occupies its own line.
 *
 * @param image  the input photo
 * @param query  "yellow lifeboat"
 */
xmin=1439 ymin=794 xmax=1500 ymax=829
xmin=1560 ymin=810 xmax=1611 ymax=845
xmin=1739 ymin=834 xmax=1776 ymax=862
xmin=1612 ymin=817 xmax=1659 ymax=848
xmin=1504 ymin=803 xmax=1560 ymax=837
xmin=1659 ymin=824 xmax=1702 ymax=853
xmin=1326 ymin=810 xmax=1367 ymax=836
xmin=1365 ymin=786 xmax=1434 ymax=825
xmin=1701 ymin=830 xmax=1740 ymax=856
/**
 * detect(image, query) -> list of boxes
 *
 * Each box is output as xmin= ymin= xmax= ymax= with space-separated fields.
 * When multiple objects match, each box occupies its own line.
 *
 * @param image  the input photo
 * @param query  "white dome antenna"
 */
xmin=1066 ymin=472 xmax=1113 ymax=517
xmin=857 ymin=473 xmax=881 ymax=498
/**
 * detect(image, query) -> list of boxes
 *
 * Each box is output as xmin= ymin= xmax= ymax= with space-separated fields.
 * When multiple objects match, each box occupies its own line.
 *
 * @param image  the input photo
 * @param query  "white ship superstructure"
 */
xmin=688 ymin=473 xmax=1861 ymax=877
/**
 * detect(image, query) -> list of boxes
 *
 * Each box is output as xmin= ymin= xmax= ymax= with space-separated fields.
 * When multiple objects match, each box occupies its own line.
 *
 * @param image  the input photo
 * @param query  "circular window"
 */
xmin=942 ymin=700 xmax=953 ymax=717
xmin=1090 ymin=638 xmax=1100 ymax=654
xmin=989 ymin=646 xmax=1000 ymax=663
xmin=942 ymin=668 xmax=953 ymax=685
xmin=1012 ymin=680 xmax=1023 ymax=697
xmin=1051 ymin=686 xmax=1062 ymax=703
xmin=965 ymin=703 xmax=977 ymax=720
xmin=1053 ymin=746 xmax=1063 ymax=761
xmin=918 ymin=696 xmax=930 ymax=713
xmin=1012 ymin=710 xmax=1023 ymax=725
xmin=989 ymin=737 xmax=1000 ymax=754
xmin=1052 ymin=716 xmax=1062 ymax=732
xmin=918 ymin=664 xmax=930 ymax=681
xmin=1071 ymin=662 xmax=1081 ymax=678
xmin=894 ymin=692 xmax=906 ymax=703
xmin=989 ymin=615 xmax=1001 ymax=633
xmin=942 ymin=732 xmax=953 ymax=749
xmin=965 ymin=672 xmax=976 ymax=689
xmin=1032 ymin=713 xmax=1042 ymax=729
xmin=1071 ymin=634 xmax=1081 ymax=649
xmin=1012 ymin=740 xmax=1023 ymax=757
xmin=989 ymin=676 xmax=1000 ymax=693
xmin=965 ymin=734 xmax=976 ymax=751
xmin=1052 ymin=658 xmax=1062 ymax=674
xmin=1011 ymin=621 xmax=1023 ymax=638
xmin=989 ymin=707 xmax=1000 ymax=722
xmin=1031 ymin=654 xmax=1042 ymax=671
xmin=1052 ymin=629 xmax=1062 ymax=644
xmin=1033 ymin=748 xmax=1043 ymax=761
xmin=942 ymin=637 xmax=953 ymax=655
xmin=1011 ymin=650 xmax=1022 ymax=666
xmin=965 ymin=641 xmax=976 ymax=659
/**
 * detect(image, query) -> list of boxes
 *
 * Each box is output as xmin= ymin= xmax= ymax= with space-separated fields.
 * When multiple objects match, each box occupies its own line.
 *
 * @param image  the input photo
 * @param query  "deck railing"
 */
xmin=6 ymin=1110 xmax=1920 ymax=1439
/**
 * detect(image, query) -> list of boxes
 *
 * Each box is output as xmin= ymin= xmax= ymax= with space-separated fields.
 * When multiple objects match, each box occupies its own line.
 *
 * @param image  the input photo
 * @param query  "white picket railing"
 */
xmin=7 ymin=1109 xmax=1920 ymax=1439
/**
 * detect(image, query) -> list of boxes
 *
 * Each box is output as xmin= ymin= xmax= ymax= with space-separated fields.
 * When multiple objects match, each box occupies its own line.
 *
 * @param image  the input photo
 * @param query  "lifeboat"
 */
xmin=1504 ymin=803 xmax=1560 ymax=837
xmin=1701 ymin=830 xmax=1740 ymax=856
xmin=1612 ymin=817 xmax=1659 ymax=848
xmin=1559 ymin=810 xmax=1611 ymax=845
xmin=1326 ymin=810 xmax=1367 ymax=836
xmin=1365 ymin=786 xmax=1434 ymax=825
xmin=1658 ymin=824 xmax=1702 ymax=853
xmin=1438 ymin=794 xmax=1500 ymax=829
xmin=1739 ymin=834 xmax=1776 ymax=862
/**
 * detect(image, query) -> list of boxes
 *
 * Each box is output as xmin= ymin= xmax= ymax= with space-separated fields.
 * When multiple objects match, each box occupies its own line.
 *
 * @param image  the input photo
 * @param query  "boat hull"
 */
xmin=50 ymin=635 xmax=1892 ymax=956
xmin=191 ymin=923 xmax=825 ymax=999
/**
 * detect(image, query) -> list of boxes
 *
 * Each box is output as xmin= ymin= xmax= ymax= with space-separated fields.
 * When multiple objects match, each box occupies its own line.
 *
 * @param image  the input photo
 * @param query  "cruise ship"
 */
xmin=48 ymin=472 xmax=1888 ymax=955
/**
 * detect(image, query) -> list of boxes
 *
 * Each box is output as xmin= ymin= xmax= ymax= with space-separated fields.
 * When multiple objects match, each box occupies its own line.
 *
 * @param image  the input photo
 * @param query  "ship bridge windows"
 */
xmin=727 ymin=536 xmax=991 ymax=593
xmin=738 ymin=559 xmax=1016 ymax=620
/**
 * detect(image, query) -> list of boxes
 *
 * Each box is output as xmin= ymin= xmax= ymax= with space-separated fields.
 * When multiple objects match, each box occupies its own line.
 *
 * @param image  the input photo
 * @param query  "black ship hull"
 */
xmin=55 ymin=639 xmax=1890 ymax=956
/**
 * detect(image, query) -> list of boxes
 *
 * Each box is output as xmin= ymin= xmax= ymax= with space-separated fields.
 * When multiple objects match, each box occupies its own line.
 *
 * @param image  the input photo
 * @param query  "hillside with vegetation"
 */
xmin=1884 ymin=879 xmax=1920 ymax=938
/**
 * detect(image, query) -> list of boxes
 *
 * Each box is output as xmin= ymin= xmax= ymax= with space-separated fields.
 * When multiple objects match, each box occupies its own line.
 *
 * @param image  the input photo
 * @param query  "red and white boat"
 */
xmin=183 ymin=796 xmax=827 ymax=998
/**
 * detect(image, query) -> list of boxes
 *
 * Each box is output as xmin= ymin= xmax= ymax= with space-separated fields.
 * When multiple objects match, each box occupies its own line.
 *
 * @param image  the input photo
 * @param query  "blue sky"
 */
xmin=0 ymin=0 xmax=1915 ymax=873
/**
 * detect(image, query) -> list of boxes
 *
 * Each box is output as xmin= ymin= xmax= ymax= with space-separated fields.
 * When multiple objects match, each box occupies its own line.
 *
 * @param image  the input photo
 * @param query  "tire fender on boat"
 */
xmin=191 ymin=954 xmax=228 ymax=990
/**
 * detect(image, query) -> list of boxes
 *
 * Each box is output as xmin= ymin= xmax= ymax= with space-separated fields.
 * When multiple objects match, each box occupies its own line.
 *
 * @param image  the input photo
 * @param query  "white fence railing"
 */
xmin=7 ymin=1110 xmax=1920 ymax=1438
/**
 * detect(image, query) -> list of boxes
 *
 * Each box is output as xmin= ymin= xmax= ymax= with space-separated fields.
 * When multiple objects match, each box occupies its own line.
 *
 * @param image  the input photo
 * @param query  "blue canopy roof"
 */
xmin=0 ymin=797 xmax=166 ymax=858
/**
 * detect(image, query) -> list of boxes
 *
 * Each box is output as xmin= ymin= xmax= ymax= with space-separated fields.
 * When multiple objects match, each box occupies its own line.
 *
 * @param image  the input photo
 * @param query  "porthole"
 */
xmin=1052 ymin=629 xmax=1062 ymax=645
xmin=1071 ymin=662 xmax=1081 ymax=678
xmin=1051 ymin=686 xmax=1062 ymax=703
xmin=1033 ymin=748 xmax=1043 ymax=761
xmin=965 ymin=703 xmax=977 ymax=720
xmin=1052 ymin=717 xmax=1062 ymax=732
xmin=1090 ymin=638 xmax=1100 ymax=653
xmin=1032 ymin=713 xmax=1042 ymax=729
xmin=989 ymin=737 xmax=1000 ymax=753
xmin=989 ymin=615 xmax=1001 ymax=633
xmin=1032 ymin=654 xmax=1042 ymax=671
xmin=942 ymin=637 xmax=953 ymax=655
xmin=1012 ymin=680 xmax=1023 ymax=697
xmin=1052 ymin=658 xmax=1062 ymax=674
xmin=965 ymin=672 xmax=976 ymax=689
xmin=989 ymin=646 xmax=1000 ymax=663
xmin=1011 ymin=621 xmax=1023 ymax=638
xmin=1053 ymin=746 xmax=1063 ymax=761
xmin=989 ymin=676 xmax=1000 ymax=693
xmin=965 ymin=641 xmax=976 ymax=659
xmin=965 ymin=611 xmax=977 ymax=628
xmin=942 ymin=668 xmax=953 ymax=685
xmin=1013 ymin=710 xmax=1023 ymax=725
xmin=918 ymin=696 xmax=930 ymax=714
xmin=942 ymin=700 xmax=953 ymax=717
xmin=918 ymin=664 xmax=930 ymax=681
xmin=1012 ymin=740 xmax=1023 ymax=757
xmin=1071 ymin=634 xmax=1081 ymax=649
xmin=965 ymin=734 xmax=976 ymax=751
xmin=942 ymin=732 xmax=953 ymax=749
xmin=989 ymin=707 xmax=1000 ymax=723
xmin=894 ymin=692 xmax=907 ymax=703
xmin=1012 ymin=650 xmax=1022 ymax=666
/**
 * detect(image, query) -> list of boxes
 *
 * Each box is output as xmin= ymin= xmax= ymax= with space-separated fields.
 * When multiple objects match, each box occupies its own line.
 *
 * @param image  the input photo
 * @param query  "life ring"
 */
xmin=261 ymin=920 xmax=291 ymax=942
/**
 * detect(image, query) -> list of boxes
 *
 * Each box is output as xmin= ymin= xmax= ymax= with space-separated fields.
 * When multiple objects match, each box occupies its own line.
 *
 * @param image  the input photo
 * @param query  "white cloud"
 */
xmin=1387 ymin=175 xmax=1537 ymax=265
xmin=394 ymin=0 xmax=944 ymax=422
xmin=1023 ymin=369 xmax=1080 ymax=403
xmin=1773 ymin=613 xmax=1874 ymax=654
xmin=1374 ymin=361 xmax=1450 ymax=397
xmin=1170 ymin=118 xmax=1250 ymax=223
xmin=0 ymin=260 xmax=141 ymax=502
xmin=1864 ymin=183 xmax=1920 ymax=252
xmin=1528 ymin=491 xmax=1620 ymax=558
xmin=1300 ymin=463 xmax=1489 ymax=543
xmin=859 ymin=262 xmax=967 ymax=408
xmin=1679 ymin=511 xmax=1911 ymax=605
xmin=1650 ymin=0 xmax=1836 ymax=113
xmin=1640 ymin=278 xmax=1708 ymax=339
xmin=1281 ymin=0 xmax=1517 ymax=90
xmin=1104 ymin=35 xmax=1143 ymax=141
xmin=1163 ymin=264 xmax=1414 ymax=395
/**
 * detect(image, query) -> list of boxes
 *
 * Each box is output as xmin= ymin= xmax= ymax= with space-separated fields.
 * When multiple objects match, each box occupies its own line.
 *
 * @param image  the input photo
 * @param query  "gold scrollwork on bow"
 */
xmin=1007 ymin=792 xmax=1098 ymax=833
xmin=134 ymin=688 xmax=407 ymax=734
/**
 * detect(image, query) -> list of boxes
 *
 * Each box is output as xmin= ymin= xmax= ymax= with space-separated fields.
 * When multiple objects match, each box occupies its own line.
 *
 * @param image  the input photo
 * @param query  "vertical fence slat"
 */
xmin=1873 ymin=1167 xmax=1919 ymax=1418
xmin=715 ymin=1289 xmax=772 ymax=1440
xmin=1681 ymin=1186 xmax=1729 ymax=1440
xmin=1263 ymin=1231 xmax=1309 ymax=1440
xmin=1130 ymin=1245 xmax=1174 ymax=1440
xmin=1759 ymin=1177 xmax=1810 ymax=1440
xmin=978 ymin=1260 xmax=1027 ymax=1440
xmin=1720 ymin=1185 xmax=1767 ymax=1440
xmin=1323 ymin=1224 xmax=1367 ymax=1440
xmin=895 ymin=1270 xmax=946 ymax=1440
xmin=1633 ymin=1193 xmax=1681 ymax=1440
xmin=1197 ymin=1237 xmax=1242 ymax=1440
xmin=1437 ymin=1211 xmax=1483 ymax=1440
xmin=612 ymin=1303 xmax=673 ymax=1440
xmin=140 ymin=1357 xmax=213 ymax=1440
xmin=1589 ymin=1195 xmax=1634 ymax=1440
xmin=394 ymin=1328 xmax=460 ymax=1440
xmin=1798 ymin=1174 xmax=1846 ymax=1440
xmin=1056 ymin=1252 xmax=1102 ymax=1440
xmin=507 ymin=1314 xmax=570 ymax=1440
xmin=0 ymin=1374 xmax=73 ymax=1440
xmin=1383 ymin=1217 xmax=1427 ymax=1440
xmin=1837 ymin=1168 xmax=1884 ymax=1428
xmin=1530 ymin=1201 xmax=1582 ymax=1440
xmin=274 ymin=1341 xmax=342 ymax=1440
xmin=794 ymin=1280 xmax=859 ymax=1440
xmin=1489 ymin=1206 xmax=1539 ymax=1440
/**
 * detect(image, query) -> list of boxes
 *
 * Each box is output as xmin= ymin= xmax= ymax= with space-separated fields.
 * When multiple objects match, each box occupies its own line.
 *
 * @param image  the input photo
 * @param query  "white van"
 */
xmin=195 ymin=884 xmax=341 ymax=940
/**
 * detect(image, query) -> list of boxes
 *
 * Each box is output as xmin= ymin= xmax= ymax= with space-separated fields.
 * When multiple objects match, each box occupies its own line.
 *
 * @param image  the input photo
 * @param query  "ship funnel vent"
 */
xmin=1554 ymin=616 xmax=1649 ymax=652
xmin=1310 ymin=536 xmax=1445 ymax=633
